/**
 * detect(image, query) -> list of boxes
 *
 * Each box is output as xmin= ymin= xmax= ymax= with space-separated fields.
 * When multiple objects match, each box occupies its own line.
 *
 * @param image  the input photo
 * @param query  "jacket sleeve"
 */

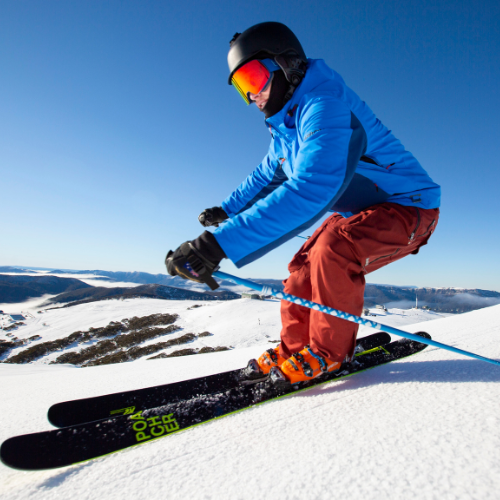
xmin=221 ymin=152 xmax=283 ymax=217
xmin=213 ymin=96 xmax=367 ymax=267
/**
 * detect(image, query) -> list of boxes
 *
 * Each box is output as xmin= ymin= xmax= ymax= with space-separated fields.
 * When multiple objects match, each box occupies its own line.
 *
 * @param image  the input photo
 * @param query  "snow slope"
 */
xmin=0 ymin=296 xmax=450 ymax=363
xmin=1 ymin=304 xmax=500 ymax=499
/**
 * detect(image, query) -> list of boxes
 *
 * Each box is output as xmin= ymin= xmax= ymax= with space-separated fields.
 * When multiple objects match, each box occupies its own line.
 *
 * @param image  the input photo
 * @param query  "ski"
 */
xmin=1 ymin=332 xmax=429 ymax=470
xmin=47 ymin=331 xmax=391 ymax=428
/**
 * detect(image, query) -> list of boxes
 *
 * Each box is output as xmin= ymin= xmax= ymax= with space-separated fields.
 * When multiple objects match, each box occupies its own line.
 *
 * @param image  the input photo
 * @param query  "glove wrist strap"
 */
xmin=185 ymin=242 xmax=220 ymax=290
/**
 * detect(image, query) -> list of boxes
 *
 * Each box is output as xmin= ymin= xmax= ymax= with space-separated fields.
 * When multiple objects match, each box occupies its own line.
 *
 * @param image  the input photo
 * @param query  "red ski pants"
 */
xmin=280 ymin=203 xmax=439 ymax=362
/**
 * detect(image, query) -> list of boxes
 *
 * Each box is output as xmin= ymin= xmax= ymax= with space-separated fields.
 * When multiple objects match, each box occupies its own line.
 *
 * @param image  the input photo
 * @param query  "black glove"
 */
xmin=165 ymin=232 xmax=226 ymax=290
xmin=198 ymin=206 xmax=229 ymax=227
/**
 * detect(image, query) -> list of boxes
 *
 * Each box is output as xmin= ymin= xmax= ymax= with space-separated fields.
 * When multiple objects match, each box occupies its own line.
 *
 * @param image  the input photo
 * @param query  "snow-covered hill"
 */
xmin=0 ymin=296 xmax=451 ymax=365
xmin=1 ymin=302 xmax=500 ymax=499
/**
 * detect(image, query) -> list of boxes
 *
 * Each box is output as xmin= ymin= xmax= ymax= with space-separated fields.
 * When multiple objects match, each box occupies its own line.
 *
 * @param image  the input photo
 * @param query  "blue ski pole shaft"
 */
xmin=214 ymin=271 xmax=500 ymax=368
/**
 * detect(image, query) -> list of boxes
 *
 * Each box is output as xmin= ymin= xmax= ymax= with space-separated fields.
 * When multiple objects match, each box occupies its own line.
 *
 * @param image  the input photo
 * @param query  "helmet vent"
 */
xmin=229 ymin=33 xmax=241 ymax=46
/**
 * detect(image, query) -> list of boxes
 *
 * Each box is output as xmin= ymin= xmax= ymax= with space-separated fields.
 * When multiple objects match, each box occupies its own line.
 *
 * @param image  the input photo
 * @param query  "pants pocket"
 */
xmin=363 ymin=248 xmax=401 ymax=273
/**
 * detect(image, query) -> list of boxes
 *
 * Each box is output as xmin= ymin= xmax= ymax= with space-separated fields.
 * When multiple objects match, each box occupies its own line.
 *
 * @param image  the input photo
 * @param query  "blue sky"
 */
xmin=1 ymin=0 xmax=499 ymax=290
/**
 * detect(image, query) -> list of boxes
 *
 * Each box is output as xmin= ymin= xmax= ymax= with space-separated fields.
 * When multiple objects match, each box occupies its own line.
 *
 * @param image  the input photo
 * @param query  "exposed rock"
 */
xmin=148 ymin=345 xmax=231 ymax=359
xmin=198 ymin=346 xmax=230 ymax=354
xmin=5 ymin=313 xmax=178 ymax=364
xmin=162 ymin=348 xmax=198 ymax=358
xmin=0 ymin=341 xmax=20 ymax=356
xmin=83 ymin=333 xmax=196 ymax=366
xmin=148 ymin=348 xmax=199 ymax=360
xmin=3 ymin=322 xmax=25 ymax=332
xmin=52 ymin=326 xmax=182 ymax=365
xmin=125 ymin=313 xmax=178 ymax=330
xmin=0 ymin=338 xmax=30 ymax=357
xmin=6 ymin=331 xmax=88 ymax=363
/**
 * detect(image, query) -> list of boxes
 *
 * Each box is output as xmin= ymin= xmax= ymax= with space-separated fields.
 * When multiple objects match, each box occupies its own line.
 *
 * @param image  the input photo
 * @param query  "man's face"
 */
xmin=249 ymin=80 xmax=272 ymax=111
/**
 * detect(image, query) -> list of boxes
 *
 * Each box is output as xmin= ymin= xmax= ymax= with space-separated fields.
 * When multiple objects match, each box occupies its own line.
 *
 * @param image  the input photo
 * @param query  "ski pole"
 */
xmin=213 ymin=270 xmax=500 ymax=368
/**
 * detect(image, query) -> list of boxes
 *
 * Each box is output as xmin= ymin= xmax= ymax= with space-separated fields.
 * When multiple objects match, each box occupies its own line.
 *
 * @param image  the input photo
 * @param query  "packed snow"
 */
xmin=1 ymin=297 xmax=499 ymax=499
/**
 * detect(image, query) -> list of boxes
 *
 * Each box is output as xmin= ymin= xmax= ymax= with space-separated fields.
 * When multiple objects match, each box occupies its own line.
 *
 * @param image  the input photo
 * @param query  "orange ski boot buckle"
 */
xmin=257 ymin=346 xmax=286 ymax=374
xmin=280 ymin=346 xmax=341 ymax=385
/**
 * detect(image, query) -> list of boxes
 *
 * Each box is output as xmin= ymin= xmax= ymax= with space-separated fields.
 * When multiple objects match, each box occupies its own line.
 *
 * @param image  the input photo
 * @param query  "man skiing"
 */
xmin=166 ymin=22 xmax=441 ymax=385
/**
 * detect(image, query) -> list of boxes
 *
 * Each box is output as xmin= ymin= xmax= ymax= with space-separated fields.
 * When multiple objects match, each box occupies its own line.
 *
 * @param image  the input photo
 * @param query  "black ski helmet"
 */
xmin=228 ymin=22 xmax=307 ymax=86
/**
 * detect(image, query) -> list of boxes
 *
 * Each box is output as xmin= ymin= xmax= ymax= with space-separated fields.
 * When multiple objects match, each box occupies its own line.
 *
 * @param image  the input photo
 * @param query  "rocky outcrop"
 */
xmin=5 ymin=313 xmax=178 ymax=364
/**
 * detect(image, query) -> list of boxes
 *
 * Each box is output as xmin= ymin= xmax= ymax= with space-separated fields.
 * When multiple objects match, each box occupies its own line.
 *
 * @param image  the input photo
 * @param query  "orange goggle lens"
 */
xmin=231 ymin=60 xmax=272 ymax=105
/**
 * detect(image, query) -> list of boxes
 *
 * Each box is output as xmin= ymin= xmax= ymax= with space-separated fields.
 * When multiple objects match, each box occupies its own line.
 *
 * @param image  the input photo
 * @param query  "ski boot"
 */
xmin=243 ymin=345 xmax=285 ymax=381
xmin=277 ymin=346 xmax=341 ymax=385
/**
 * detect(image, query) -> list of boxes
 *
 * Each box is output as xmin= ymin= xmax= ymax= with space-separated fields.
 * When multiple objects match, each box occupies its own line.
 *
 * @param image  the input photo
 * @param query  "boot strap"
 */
xmin=292 ymin=352 xmax=313 ymax=377
xmin=306 ymin=347 xmax=328 ymax=372
xmin=266 ymin=348 xmax=278 ymax=364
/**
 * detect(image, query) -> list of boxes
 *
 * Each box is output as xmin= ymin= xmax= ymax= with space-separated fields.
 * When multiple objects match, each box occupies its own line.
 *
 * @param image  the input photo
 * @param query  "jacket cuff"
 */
xmin=192 ymin=231 xmax=227 ymax=265
xmin=221 ymin=201 xmax=235 ymax=218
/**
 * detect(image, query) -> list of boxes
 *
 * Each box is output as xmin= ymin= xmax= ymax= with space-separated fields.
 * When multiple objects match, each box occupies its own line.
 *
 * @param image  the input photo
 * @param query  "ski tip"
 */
xmin=47 ymin=404 xmax=64 ymax=428
xmin=1 ymin=436 xmax=29 ymax=471
xmin=414 ymin=331 xmax=432 ymax=340
xmin=378 ymin=331 xmax=392 ymax=343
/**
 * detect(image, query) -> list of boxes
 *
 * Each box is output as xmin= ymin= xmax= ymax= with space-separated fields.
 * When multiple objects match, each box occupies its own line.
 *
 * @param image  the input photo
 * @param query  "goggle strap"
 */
xmin=260 ymin=58 xmax=281 ymax=72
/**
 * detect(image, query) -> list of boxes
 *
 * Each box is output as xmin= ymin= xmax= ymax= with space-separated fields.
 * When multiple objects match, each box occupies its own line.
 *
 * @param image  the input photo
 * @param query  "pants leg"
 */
xmin=280 ymin=203 xmax=439 ymax=362
xmin=279 ymin=259 xmax=312 ymax=358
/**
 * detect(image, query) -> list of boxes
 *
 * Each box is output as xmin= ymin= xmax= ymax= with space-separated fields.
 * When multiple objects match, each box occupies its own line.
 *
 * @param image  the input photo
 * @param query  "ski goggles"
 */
xmin=231 ymin=58 xmax=281 ymax=105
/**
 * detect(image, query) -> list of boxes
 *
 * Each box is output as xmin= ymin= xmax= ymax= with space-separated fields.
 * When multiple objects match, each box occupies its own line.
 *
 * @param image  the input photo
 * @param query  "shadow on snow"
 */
xmin=299 ymin=358 xmax=500 ymax=398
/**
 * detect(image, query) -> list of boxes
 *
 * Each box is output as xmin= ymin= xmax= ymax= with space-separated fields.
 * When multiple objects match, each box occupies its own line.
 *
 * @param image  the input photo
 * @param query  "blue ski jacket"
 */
xmin=213 ymin=59 xmax=441 ymax=268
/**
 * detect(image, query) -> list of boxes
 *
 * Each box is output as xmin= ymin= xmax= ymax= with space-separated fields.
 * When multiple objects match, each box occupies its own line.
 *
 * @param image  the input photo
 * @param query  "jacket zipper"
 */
xmin=360 ymin=155 xmax=395 ymax=170
xmin=408 ymin=208 xmax=421 ymax=244
xmin=360 ymin=155 xmax=380 ymax=166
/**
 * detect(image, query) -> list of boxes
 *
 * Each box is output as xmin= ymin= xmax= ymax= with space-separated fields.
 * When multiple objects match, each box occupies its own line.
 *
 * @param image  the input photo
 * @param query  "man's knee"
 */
xmin=283 ymin=265 xmax=310 ymax=295
xmin=309 ymin=228 xmax=360 ymax=270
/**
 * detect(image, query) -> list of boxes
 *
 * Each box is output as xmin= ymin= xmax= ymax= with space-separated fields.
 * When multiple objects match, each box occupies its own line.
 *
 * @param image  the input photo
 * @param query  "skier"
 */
xmin=166 ymin=22 xmax=441 ymax=385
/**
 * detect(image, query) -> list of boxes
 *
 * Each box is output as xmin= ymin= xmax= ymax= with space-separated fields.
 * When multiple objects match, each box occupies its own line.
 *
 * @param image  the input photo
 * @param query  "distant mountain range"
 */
xmin=0 ymin=266 xmax=34 ymax=274
xmin=42 ymin=284 xmax=240 ymax=308
xmin=2 ymin=267 xmax=500 ymax=313
xmin=0 ymin=274 xmax=240 ymax=307
xmin=0 ymin=274 xmax=92 ymax=303
xmin=49 ymin=269 xmax=188 ymax=287
xmin=362 ymin=284 xmax=500 ymax=313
